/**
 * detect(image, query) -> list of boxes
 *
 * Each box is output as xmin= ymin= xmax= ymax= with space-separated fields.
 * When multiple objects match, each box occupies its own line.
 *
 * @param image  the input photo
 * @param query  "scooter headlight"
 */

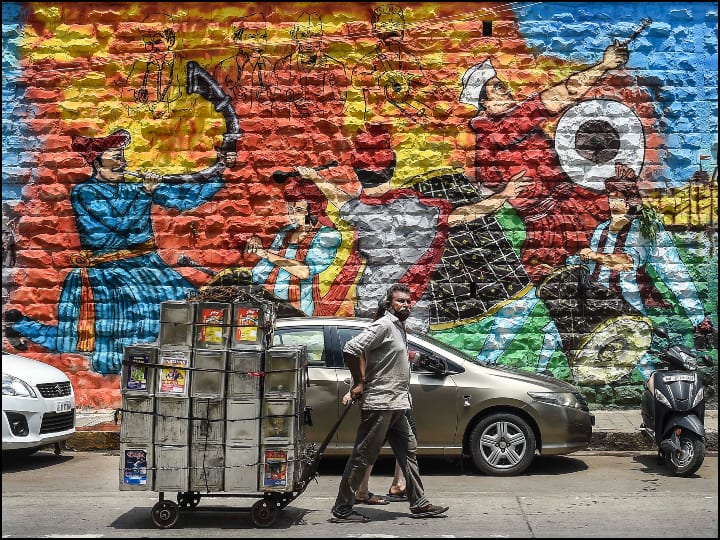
xmin=691 ymin=386 xmax=704 ymax=408
xmin=654 ymin=388 xmax=672 ymax=408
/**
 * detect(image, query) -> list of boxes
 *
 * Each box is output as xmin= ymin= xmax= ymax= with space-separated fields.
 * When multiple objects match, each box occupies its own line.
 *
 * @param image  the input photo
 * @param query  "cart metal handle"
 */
xmin=297 ymin=400 xmax=355 ymax=489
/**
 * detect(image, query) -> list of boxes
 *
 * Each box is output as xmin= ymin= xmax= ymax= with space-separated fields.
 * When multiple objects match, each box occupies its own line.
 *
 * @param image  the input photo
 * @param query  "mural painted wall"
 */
xmin=2 ymin=2 xmax=717 ymax=409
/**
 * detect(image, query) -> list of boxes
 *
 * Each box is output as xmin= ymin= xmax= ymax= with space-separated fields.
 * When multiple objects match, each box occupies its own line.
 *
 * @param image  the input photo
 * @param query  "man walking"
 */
xmin=330 ymin=284 xmax=448 ymax=523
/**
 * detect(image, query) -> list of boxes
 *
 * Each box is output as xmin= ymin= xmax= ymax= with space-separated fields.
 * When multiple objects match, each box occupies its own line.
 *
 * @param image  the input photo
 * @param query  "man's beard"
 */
xmin=394 ymin=308 xmax=410 ymax=321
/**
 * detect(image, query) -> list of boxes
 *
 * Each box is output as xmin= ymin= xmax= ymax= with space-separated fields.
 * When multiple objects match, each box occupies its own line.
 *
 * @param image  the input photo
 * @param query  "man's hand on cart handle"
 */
xmin=350 ymin=381 xmax=364 ymax=402
xmin=342 ymin=386 xmax=363 ymax=405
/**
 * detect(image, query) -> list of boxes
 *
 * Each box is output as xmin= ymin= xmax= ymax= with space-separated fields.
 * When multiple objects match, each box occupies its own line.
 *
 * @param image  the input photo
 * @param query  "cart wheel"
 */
xmin=151 ymin=500 xmax=180 ymax=529
xmin=176 ymin=491 xmax=201 ymax=510
xmin=250 ymin=499 xmax=279 ymax=528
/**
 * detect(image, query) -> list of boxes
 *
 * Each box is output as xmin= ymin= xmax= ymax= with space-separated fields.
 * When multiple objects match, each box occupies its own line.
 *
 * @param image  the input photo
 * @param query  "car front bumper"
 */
xmin=2 ymin=394 xmax=76 ymax=451
xmin=530 ymin=402 xmax=594 ymax=455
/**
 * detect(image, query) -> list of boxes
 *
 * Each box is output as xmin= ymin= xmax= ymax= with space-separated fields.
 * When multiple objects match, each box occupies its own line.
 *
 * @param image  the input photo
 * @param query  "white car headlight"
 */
xmin=2 ymin=372 xmax=37 ymax=398
xmin=528 ymin=391 xmax=582 ymax=409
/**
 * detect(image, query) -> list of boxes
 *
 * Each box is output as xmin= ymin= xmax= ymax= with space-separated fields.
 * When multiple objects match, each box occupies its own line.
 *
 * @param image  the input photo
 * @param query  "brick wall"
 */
xmin=2 ymin=2 xmax=717 ymax=409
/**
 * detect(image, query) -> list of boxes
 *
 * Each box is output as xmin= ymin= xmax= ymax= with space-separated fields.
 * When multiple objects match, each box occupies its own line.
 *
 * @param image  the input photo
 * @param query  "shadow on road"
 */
xmin=632 ymin=453 xmax=704 ymax=478
xmin=317 ymin=453 xmax=589 ymax=477
xmin=1 ymin=449 xmax=73 ymax=473
xmin=110 ymin=503 xmax=300 ymax=530
xmin=111 ymin=503 xmax=442 ymax=530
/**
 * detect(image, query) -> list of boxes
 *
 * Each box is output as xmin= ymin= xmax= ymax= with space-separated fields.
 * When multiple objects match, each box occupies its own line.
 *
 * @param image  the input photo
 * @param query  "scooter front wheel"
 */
xmin=665 ymin=432 xmax=705 ymax=477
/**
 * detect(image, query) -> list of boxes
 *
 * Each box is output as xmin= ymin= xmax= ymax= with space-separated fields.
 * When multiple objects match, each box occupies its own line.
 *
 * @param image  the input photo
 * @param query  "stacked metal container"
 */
xmin=190 ymin=301 xmax=231 ymax=492
xmin=154 ymin=301 xmax=195 ymax=492
xmin=119 ymin=296 xmax=308 ymax=497
xmin=119 ymin=344 xmax=156 ymax=490
xmin=259 ymin=345 xmax=308 ymax=492
xmin=226 ymin=300 xmax=277 ymax=492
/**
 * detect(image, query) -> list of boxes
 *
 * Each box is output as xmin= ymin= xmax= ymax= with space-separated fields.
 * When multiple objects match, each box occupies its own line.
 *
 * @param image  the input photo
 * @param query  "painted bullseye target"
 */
xmin=555 ymin=99 xmax=645 ymax=192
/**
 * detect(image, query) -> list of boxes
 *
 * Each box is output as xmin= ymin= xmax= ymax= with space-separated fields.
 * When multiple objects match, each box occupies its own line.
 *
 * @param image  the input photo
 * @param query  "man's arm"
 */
xmin=342 ymin=319 xmax=385 ymax=400
xmin=343 ymin=349 xmax=367 ymax=401
xmin=296 ymin=167 xmax=356 ymax=210
xmin=249 ymin=238 xmax=312 ymax=279
xmin=448 ymin=171 xmax=530 ymax=227
xmin=540 ymin=40 xmax=629 ymax=115
xmin=579 ymin=247 xmax=633 ymax=271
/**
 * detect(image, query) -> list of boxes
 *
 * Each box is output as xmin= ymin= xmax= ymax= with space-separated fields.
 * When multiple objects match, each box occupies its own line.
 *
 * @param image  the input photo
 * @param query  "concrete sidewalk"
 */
xmin=67 ymin=408 xmax=718 ymax=453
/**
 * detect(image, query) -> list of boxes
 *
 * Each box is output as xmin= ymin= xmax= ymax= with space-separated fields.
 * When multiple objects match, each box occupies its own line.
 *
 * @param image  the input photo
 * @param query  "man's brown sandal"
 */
xmin=355 ymin=492 xmax=390 ymax=505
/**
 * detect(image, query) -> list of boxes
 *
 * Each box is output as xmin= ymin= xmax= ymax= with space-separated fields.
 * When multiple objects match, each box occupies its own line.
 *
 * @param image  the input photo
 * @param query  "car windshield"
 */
xmin=410 ymin=330 xmax=540 ymax=371
xmin=408 ymin=330 xmax=476 ymax=363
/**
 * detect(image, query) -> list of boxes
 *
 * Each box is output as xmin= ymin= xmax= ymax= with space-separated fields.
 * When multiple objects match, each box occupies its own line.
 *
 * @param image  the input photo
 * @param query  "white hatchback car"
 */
xmin=2 ymin=351 xmax=76 ymax=455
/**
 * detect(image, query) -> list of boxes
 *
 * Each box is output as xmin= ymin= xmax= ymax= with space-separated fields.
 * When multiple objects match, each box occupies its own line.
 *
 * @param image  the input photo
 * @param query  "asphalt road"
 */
xmin=1 ymin=450 xmax=717 ymax=538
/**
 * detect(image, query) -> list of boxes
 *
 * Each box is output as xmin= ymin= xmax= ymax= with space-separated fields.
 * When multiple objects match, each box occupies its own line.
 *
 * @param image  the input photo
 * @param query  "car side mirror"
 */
xmin=415 ymin=353 xmax=447 ymax=375
xmin=701 ymin=354 xmax=714 ymax=368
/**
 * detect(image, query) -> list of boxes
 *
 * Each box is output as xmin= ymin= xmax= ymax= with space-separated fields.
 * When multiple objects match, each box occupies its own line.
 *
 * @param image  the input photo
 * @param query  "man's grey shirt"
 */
xmin=343 ymin=312 xmax=411 ymax=410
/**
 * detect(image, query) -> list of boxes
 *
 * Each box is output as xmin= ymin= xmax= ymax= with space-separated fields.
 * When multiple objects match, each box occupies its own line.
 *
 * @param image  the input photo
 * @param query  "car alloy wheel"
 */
xmin=469 ymin=412 xmax=536 ymax=476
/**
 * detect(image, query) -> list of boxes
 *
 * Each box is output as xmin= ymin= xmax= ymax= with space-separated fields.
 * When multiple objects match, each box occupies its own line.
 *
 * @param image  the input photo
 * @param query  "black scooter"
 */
xmin=640 ymin=327 xmax=714 ymax=476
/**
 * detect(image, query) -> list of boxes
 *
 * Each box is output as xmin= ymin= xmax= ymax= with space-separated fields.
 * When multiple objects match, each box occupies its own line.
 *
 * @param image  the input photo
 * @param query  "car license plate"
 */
xmin=56 ymin=401 xmax=72 ymax=413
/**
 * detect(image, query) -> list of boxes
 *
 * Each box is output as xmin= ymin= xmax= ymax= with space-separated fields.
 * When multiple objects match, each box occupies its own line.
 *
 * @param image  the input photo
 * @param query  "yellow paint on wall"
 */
xmin=648 ymin=178 xmax=719 ymax=229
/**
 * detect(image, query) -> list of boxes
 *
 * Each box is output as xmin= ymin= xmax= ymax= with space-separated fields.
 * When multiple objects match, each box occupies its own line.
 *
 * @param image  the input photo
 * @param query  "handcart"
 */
xmin=149 ymin=401 xmax=354 ymax=529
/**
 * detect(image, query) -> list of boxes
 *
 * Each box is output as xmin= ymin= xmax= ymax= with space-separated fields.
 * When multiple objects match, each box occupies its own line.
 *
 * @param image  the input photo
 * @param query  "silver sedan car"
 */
xmin=273 ymin=317 xmax=594 ymax=476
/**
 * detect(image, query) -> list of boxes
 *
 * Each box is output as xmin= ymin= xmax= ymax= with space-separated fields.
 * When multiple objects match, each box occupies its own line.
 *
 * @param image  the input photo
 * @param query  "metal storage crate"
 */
xmin=191 ymin=398 xmax=225 ymax=444
xmin=159 ymin=321 xmax=195 ymax=350
xmin=261 ymin=399 xmax=298 ymax=444
xmin=230 ymin=302 xmax=275 ymax=350
xmin=264 ymin=345 xmax=308 ymax=398
xmin=154 ymin=396 xmax=190 ymax=446
xmin=189 ymin=443 xmax=225 ymax=492
xmin=122 ymin=345 xmax=157 ymax=395
xmin=154 ymin=444 xmax=189 ymax=492
xmin=194 ymin=302 xmax=231 ymax=350
xmin=191 ymin=349 xmax=226 ymax=398
xmin=159 ymin=302 xmax=196 ymax=350
xmin=157 ymin=349 xmax=192 ymax=397
xmin=120 ymin=395 xmax=154 ymax=444
xmin=226 ymin=349 xmax=262 ymax=397
xmin=224 ymin=445 xmax=259 ymax=492
xmin=225 ymin=398 xmax=260 ymax=446
xmin=259 ymin=445 xmax=296 ymax=492
xmin=119 ymin=444 xmax=153 ymax=491
xmin=160 ymin=301 xmax=196 ymax=324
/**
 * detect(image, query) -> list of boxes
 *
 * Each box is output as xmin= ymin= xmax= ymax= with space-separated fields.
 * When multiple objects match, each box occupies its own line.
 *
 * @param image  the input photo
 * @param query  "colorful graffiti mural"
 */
xmin=1 ymin=2 xmax=717 ymax=409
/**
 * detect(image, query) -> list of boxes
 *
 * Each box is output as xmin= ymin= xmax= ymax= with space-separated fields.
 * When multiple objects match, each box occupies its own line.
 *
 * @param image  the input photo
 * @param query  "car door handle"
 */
xmin=344 ymin=378 xmax=352 ymax=385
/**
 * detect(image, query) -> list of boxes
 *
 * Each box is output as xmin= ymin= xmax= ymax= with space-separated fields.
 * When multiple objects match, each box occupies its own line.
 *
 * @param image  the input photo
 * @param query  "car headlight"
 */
xmin=2 ymin=372 xmax=37 ymax=398
xmin=528 ymin=391 xmax=582 ymax=409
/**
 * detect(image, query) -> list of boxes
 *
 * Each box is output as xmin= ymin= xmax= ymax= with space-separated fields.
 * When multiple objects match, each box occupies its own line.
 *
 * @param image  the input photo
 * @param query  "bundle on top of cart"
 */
xmin=118 ymin=286 xmax=317 ymax=528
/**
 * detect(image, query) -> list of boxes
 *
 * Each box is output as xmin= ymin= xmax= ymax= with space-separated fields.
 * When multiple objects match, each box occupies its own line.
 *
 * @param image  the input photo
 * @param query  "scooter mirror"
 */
xmin=654 ymin=326 xmax=669 ymax=339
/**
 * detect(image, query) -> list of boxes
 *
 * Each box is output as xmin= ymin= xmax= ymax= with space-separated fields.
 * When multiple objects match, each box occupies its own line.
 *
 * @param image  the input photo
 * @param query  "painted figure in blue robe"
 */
xmin=4 ymin=129 xmax=235 ymax=374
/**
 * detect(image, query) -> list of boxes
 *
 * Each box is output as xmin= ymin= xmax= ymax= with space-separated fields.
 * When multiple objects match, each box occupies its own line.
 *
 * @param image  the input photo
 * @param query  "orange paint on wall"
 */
xmin=5 ymin=3 xmax=671 ymax=409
